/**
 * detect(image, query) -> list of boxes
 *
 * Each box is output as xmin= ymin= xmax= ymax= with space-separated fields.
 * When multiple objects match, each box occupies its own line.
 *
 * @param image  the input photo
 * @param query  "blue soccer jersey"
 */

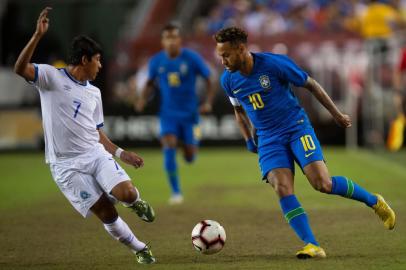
xmin=148 ymin=48 xmax=210 ymax=120
xmin=220 ymin=52 xmax=311 ymax=136
xmin=221 ymin=52 xmax=324 ymax=177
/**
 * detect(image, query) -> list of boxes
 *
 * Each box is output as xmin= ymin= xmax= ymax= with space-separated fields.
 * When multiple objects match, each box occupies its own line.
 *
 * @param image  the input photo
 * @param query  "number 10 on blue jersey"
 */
xmin=248 ymin=93 xmax=264 ymax=110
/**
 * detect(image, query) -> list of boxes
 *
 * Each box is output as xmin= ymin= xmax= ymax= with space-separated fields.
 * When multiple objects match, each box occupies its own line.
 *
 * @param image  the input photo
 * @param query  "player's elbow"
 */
xmin=13 ymin=63 xmax=27 ymax=78
xmin=13 ymin=63 xmax=23 ymax=76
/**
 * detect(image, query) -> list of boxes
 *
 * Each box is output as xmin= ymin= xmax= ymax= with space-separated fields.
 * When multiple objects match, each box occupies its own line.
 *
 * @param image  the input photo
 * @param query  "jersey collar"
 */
xmin=62 ymin=68 xmax=88 ymax=86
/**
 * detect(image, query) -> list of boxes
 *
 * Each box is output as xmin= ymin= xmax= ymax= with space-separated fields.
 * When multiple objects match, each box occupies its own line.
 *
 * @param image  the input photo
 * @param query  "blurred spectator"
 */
xmin=387 ymin=45 xmax=406 ymax=151
xmin=194 ymin=0 xmax=386 ymax=37
xmin=359 ymin=0 xmax=402 ymax=40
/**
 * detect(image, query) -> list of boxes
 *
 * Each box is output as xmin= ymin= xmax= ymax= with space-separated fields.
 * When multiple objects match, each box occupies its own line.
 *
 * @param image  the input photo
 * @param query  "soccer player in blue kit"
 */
xmin=136 ymin=23 xmax=214 ymax=204
xmin=215 ymin=27 xmax=396 ymax=259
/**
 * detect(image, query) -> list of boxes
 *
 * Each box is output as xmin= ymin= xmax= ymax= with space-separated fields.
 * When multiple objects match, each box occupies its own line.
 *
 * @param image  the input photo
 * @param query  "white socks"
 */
xmin=104 ymin=217 xmax=146 ymax=252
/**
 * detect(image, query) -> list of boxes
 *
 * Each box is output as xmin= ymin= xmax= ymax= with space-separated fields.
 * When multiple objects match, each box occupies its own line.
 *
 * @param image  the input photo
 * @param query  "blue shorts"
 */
xmin=160 ymin=116 xmax=200 ymax=146
xmin=258 ymin=127 xmax=324 ymax=179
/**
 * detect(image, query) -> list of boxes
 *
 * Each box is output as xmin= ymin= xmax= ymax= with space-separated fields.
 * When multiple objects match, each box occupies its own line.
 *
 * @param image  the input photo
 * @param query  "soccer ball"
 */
xmin=191 ymin=220 xmax=226 ymax=255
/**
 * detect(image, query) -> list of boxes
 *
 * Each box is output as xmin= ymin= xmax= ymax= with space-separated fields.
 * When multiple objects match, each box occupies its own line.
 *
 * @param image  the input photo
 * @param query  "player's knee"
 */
xmin=161 ymin=135 xmax=177 ymax=148
xmin=274 ymin=183 xmax=293 ymax=197
xmin=267 ymin=175 xmax=292 ymax=197
xmin=112 ymin=182 xmax=139 ymax=203
xmin=311 ymin=178 xmax=332 ymax=193
xmin=120 ymin=187 xmax=138 ymax=204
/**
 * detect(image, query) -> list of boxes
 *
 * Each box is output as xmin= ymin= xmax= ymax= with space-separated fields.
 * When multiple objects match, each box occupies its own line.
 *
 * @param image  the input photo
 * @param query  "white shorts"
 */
xmin=50 ymin=144 xmax=130 ymax=218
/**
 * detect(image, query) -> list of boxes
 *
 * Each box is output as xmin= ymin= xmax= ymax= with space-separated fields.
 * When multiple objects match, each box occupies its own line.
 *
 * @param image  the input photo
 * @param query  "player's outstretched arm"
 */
xmin=304 ymin=76 xmax=351 ymax=128
xmin=199 ymin=78 xmax=216 ymax=114
xmin=98 ymin=130 xmax=144 ymax=168
xmin=135 ymin=79 xmax=155 ymax=112
xmin=234 ymin=106 xmax=257 ymax=153
xmin=14 ymin=7 xmax=52 ymax=81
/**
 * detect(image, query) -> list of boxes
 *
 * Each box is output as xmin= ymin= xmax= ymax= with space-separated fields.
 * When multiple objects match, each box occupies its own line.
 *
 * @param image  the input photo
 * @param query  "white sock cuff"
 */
xmin=104 ymin=216 xmax=123 ymax=229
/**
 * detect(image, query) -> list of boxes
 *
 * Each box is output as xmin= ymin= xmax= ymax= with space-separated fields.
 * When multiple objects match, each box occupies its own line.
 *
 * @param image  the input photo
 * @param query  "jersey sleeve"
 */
xmin=28 ymin=63 xmax=56 ymax=90
xmin=272 ymin=55 xmax=308 ymax=87
xmin=190 ymin=51 xmax=211 ymax=79
xmin=94 ymin=93 xmax=104 ymax=129
xmin=147 ymin=56 xmax=158 ymax=81
xmin=220 ymin=72 xmax=240 ymax=106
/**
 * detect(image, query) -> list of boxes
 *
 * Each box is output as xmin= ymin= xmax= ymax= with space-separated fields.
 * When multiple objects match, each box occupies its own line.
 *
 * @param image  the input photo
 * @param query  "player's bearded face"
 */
xmin=162 ymin=30 xmax=181 ymax=56
xmin=216 ymin=42 xmax=243 ymax=72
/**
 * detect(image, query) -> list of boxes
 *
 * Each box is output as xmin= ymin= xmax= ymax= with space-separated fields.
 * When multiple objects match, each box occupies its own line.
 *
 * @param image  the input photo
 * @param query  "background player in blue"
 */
xmin=215 ymin=27 xmax=396 ymax=259
xmin=136 ymin=23 xmax=214 ymax=205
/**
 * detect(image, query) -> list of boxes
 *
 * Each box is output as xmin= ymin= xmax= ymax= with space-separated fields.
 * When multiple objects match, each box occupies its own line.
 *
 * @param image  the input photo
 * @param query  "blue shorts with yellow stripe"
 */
xmin=258 ymin=126 xmax=324 ymax=179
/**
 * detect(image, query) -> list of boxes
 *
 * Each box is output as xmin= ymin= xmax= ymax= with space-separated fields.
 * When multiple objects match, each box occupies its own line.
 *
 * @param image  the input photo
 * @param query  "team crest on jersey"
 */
xmin=159 ymin=66 xmax=165 ymax=74
xmin=80 ymin=191 xmax=91 ymax=200
xmin=180 ymin=63 xmax=188 ymax=75
xmin=259 ymin=75 xmax=271 ymax=89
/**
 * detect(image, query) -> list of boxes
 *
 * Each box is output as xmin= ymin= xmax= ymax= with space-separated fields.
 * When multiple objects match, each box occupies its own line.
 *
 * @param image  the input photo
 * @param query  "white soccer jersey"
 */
xmin=29 ymin=64 xmax=104 ymax=163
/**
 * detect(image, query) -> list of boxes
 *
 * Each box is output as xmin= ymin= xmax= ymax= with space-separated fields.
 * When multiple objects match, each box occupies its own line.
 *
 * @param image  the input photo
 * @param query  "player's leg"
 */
xmin=94 ymin=154 xmax=155 ymax=223
xmin=50 ymin=163 xmax=155 ymax=264
xmin=161 ymin=133 xmax=183 ymax=204
xmin=306 ymin=162 xmax=395 ymax=229
xmin=266 ymin=169 xmax=319 ymax=245
xmin=110 ymin=181 xmax=155 ymax=223
xmin=292 ymin=129 xmax=395 ymax=230
xmin=91 ymin=194 xmax=155 ymax=264
xmin=180 ymin=121 xmax=201 ymax=164
xmin=258 ymin=137 xmax=325 ymax=259
xmin=266 ymin=169 xmax=325 ymax=259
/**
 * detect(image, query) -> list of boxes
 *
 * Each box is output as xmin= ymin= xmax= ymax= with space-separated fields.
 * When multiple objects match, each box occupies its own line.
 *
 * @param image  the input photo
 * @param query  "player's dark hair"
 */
xmin=161 ymin=22 xmax=181 ymax=34
xmin=67 ymin=35 xmax=102 ymax=65
xmin=214 ymin=27 xmax=248 ymax=46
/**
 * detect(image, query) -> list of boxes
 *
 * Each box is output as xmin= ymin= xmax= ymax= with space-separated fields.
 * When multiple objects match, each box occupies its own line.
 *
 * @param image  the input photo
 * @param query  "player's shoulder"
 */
xmin=254 ymin=52 xmax=299 ymax=73
xmin=150 ymin=50 xmax=166 ymax=62
xmin=220 ymin=69 xmax=231 ymax=81
xmin=85 ymin=81 xmax=101 ymax=98
xmin=86 ymin=81 xmax=101 ymax=94
xmin=254 ymin=52 xmax=292 ymax=65
xmin=36 ymin=63 xmax=60 ymax=74
xmin=220 ymin=69 xmax=233 ymax=90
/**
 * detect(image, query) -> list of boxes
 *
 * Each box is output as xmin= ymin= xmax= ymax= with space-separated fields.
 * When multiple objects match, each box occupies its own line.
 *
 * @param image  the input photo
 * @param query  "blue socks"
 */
xmin=330 ymin=176 xmax=377 ymax=207
xmin=280 ymin=195 xmax=319 ymax=246
xmin=163 ymin=147 xmax=180 ymax=195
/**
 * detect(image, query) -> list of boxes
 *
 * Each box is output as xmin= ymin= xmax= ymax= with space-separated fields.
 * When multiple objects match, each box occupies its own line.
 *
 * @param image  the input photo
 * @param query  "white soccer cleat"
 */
xmin=169 ymin=194 xmax=184 ymax=205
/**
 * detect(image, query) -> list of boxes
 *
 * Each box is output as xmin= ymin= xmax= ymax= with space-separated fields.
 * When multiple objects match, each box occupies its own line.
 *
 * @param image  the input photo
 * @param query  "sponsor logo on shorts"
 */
xmin=80 ymin=191 xmax=91 ymax=200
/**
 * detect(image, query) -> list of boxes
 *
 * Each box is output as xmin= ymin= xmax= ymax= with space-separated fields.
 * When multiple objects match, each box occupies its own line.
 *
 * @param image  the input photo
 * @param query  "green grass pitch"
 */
xmin=0 ymin=147 xmax=405 ymax=270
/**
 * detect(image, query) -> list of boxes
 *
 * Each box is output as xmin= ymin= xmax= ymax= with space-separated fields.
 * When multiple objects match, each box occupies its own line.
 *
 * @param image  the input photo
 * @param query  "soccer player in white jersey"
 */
xmin=14 ymin=7 xmax=156 ymax=264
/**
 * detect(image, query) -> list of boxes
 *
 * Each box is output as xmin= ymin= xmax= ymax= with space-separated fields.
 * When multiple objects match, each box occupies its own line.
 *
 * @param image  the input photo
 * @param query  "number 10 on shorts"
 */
xmin=300 ymin=135 xmax=316 ymax=151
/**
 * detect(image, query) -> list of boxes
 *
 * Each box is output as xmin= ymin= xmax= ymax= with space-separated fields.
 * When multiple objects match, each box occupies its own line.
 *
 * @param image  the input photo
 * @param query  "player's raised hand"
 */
xmin=120 ymin=150 xmax=144 ymax=169
xmin=134 ymin=99 xmax=146 ymax=112
xmin=35 ymin=7 xmax=52 ymax=37
xmin=199 ymin=102 xmax=212 ymax=114
xmin=335 ymin=113 xmax=352 ymax=128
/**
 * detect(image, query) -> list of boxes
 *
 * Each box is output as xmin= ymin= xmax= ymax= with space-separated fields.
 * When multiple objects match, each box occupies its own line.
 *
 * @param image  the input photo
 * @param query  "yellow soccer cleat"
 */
xmin=296 ymin=243 xmax=326 ymax=259
xmin=372 ymin=194 xmax=396 ymax=230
